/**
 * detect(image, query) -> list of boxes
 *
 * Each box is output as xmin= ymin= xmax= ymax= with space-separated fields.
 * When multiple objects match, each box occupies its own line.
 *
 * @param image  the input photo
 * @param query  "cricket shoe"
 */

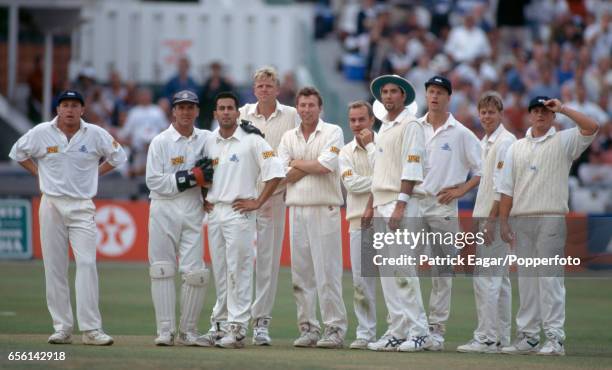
xmin=82 ymin=329 xmax=114 ymax=346
xmin=367 ymin=335 xmax=406 ymax=352
xmin=537 ymin=339 xmax=565 ymax=356
xmin=217 ymin=324 xmax=246 ymax=349
xmin=316 ymin=326 xmax=344 ymax=349
xmin=398 ymin=335 xmax=433 ymax=352
xmin=427 ymin=325 xmax=445 ymax=351
xmin=177 ymin=331 xmax=214 ymax=347
xmin=501 ymin=335 xmax=540 ymax=355
xmin=293 ymin=323 xmax=320 ymax=348
xmin=48 ymin=330 xmax=72 ymax=344
xmin=456 ymin=339 xmax=498 ymax=353
xmin=252 ymin=318 xmax=271 ymax=346
xmin=154 ymin=331 xmax=175 ymax=346
xmin=349 ymin=338 xmax=371 ymax=350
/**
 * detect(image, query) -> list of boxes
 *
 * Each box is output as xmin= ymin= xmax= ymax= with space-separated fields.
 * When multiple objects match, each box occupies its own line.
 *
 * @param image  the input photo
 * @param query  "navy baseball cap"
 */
xmin=57 ymin=90 xmax=84 ymax=105
xmin=172 ymin=90 xmax=199 ymax=106
xmin=528 ymin=96 xmax=550 ymax=112
xmin=425 ymin=75 xmax=452 ymax=95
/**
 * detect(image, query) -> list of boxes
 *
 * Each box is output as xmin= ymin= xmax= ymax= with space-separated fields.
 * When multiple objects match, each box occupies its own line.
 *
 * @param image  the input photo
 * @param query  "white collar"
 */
xmin=215 ymin=122 xmax=245 ymax=142
xmin=382 ymin=107 xmax=411 ymax=125
xmin=50 ymin=116 xmax=88 ymax=133
xmin=296 ymin=119 xmax=324 ymax=137
xmin=168 ymin=123 xmax=198 ymax=142
xmin=247 ymin=100 xmax=283 ymax=117
xmin=349 ymin=133 xmax=377 ymax=151
xmin=484 ymin=123 xmax=505 ymax=144
xmin=422 ymin=112 xmax=457 ymax=131
xmin=525 ymin=126 xmax=556 ymax=143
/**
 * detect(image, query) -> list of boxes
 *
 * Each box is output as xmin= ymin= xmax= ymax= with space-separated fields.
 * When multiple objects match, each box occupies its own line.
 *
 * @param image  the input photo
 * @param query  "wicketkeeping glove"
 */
xmin=240 ymin=120 xmax=265 ymax=138
xmin=175 ymin=157 xmax=214 ymax=192
xmin=194 ymin=157 xmax=214 ymax=183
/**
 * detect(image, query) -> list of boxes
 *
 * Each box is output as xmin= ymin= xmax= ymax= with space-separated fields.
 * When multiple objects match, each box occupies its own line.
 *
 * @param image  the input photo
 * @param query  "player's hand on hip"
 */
xmin=232 ymin=199 xmax=260 ymax=213
xmin=437 ymin=186 xmax=461 ymax=205
xmin=203 ymin=200 xmax=214 ymax=213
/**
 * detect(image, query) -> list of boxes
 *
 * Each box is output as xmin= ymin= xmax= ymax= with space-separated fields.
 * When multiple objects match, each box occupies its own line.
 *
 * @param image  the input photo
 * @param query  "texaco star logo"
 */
xmin=95 ymin=205 xmax=136 ymax=257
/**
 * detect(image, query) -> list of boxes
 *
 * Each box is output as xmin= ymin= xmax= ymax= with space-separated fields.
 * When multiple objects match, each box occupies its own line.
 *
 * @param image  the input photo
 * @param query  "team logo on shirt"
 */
xmin=46 ymin=146 xmax=59 ymax=154
xmin=407 ymin=155 xmax=420 ymax=163
xmin=171 ymin=156 xmax=185 ymax=165
xmin=79 ymin=145 xmax=88 ymax=153
xmin=262 ymin=150 xmax=275 ymax=159
xmin=229 ymin=154 xmax=239 ymax=162
xmin=112 ymin=140 xmax=120 ymax=149
xmin=330 ymin=146 xmax=340 ymax=154
xmin=497 ymin=161 xmax=504 ymax=169
xmin=341 ymin=169 xmax=353 ymax=178
xmin=212 ymin=158 xmax=219 ymax=166
xmin=441 ymin=143 xmax=451 ymax=151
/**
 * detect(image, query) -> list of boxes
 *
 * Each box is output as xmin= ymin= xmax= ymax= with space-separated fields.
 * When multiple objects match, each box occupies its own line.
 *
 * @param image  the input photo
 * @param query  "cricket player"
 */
xmin=277 ymin=87 xmax=348 ymax=349
xmin=364 ymin=75 xmax=432 ymax=352
xmin=9 ymin=90 xmax=126 ymax=345
xmin=239 ymin=67 xmax=299 ymax=345
xmin=498 ymin=96 xmax=598 ymax=356
xmin=415 ymin=75 xmax=481 ymax=351
xmin=205 ymin=92 xmax=284 ymax=349
xmin=146 ymin=90 xmax=215 ymax=346
xmin=339 ymin=101 xmax=377 ymax=349
xmin=457 ymin=92 xmax=515 ymax=353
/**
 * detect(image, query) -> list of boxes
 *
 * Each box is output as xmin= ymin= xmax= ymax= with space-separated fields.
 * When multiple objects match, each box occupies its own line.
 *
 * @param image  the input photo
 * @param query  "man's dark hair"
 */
xmin=214 ymin=92 xmax=239 ymax=110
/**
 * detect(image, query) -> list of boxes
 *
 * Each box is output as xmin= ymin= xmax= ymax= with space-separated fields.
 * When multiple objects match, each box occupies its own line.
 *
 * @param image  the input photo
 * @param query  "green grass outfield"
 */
xmin=0 ymin=261 xmax=611 ymax=370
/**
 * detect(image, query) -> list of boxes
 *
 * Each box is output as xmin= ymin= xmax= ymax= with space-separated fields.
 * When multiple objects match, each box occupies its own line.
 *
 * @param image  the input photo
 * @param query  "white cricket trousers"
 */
xmin=289 ymin=205 xmax=348 ymax=334
xmin=251 ymin=192 xmax=286 ymax=323
xmin=514 ymin=217 xmax=566 ymax=342
xmin=374 ymin=199 xmax=429 ymax=338
xmin=39 ymin=194 xmax=102 ymax=332
xmin=148 ymin=196 xmax=206 ymax=272
xmin=349 ymin=229 xmax=377 ymax=341
xmin=472 ymin=221 xmax=512 ymax=346
xmin=208 ymin=203 xmax=256 ymax=327
xmin=418 ymin=195 xmax=460 ymax=334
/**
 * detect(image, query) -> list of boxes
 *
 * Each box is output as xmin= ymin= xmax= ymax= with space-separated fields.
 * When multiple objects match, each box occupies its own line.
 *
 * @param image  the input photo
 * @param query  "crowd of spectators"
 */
xmin=336 ymin=0 xmax=611 ymax=188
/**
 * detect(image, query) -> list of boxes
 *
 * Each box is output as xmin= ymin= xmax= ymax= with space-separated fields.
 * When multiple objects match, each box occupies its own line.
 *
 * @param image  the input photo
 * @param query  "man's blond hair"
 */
xmin=253 ymin=66 xmax=280 ymax=86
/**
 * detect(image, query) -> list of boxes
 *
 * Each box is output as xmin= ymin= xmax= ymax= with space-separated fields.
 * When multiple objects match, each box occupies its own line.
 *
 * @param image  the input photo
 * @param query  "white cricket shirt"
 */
xmin=9 ymin=117 xmax=127 ymax=199
xmin=204 ymin=124 xmax=285 ymax=204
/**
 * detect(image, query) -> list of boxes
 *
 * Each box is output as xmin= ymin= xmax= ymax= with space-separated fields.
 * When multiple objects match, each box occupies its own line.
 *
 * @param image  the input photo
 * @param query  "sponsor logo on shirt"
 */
xmin=262 ymin=150 xmax=275 ymax=159
xmin=171 ymin=156 xmax=185 ymax=165
xmin=496 ymin=161 xmax=504 ymax=169
xmin=529 ymin=165 xmax=537 ymax=171
xmin=330 ymin=146 xmax=340 ymax=154
xmin=46 ymin=146 xmax=59 ymax=154
xmin=212 ymin=158 xmax=219 ymax=166
xmin=229 ymin=154 xmax=239 ymax=162
xmin=341 ymin=169 xmax=353 ymax=178
xmin=112 ymin=140 xmax=120 ymax=149
xmin=407 ymin=155 xmax=420 ymax=163
xmin=79 ymin=145 xmax=88 ymax=153
xmin=441 ymin=143 xmax=451 ymax=151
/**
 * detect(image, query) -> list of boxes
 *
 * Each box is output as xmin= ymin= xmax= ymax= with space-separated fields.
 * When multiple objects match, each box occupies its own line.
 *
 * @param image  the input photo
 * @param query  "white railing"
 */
xmin=70 ymin=0 xmax=313 ymax=84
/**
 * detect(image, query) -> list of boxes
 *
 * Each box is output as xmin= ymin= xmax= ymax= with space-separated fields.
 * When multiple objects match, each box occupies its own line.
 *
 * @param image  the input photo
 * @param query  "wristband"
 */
xmin=397 ymin=192 xmax=411 ymax=203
